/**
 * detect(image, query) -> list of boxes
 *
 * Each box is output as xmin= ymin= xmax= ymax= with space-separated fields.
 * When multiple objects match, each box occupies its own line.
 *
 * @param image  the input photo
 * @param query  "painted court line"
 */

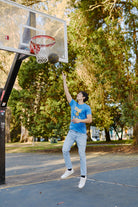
xmin=87 ymin=178 xmax=138 ymax=189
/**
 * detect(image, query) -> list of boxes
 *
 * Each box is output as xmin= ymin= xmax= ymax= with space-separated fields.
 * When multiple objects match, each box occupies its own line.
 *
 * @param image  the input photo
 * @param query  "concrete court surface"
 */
xmin=0 ymin=152 xmax=138 ymax=207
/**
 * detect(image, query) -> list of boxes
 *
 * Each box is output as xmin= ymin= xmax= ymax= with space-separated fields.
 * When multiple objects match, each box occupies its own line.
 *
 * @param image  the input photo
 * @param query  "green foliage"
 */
xmin=68 ymin=0 xmax=137 ymax=140
xmin=8 ymin=89 xmax=22 ymax=142
xmin=17 ymin=57 xmax=69 ymax=139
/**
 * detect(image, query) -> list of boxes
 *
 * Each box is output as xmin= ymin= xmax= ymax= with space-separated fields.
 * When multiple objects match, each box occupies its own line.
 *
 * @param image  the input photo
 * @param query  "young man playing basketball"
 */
xmin=61 ymin=72 xmax=92 ymax=189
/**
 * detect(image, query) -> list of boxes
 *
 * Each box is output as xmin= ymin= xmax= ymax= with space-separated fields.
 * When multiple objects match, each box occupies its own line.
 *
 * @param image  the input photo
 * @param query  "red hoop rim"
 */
xmin=30 ymin=35 xmax=56 ymax=54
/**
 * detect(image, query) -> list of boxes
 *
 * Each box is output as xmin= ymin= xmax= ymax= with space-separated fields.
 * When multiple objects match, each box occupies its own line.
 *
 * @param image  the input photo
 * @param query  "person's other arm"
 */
xmin=72 ymin=114 xmax=92 ymax=124
xmin=62 ymin=72 xmax=72 ymax=103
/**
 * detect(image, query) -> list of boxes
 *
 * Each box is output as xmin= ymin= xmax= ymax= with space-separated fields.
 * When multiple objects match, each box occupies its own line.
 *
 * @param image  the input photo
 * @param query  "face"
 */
xmin=77 ymin=92 xmax=85 ymax=101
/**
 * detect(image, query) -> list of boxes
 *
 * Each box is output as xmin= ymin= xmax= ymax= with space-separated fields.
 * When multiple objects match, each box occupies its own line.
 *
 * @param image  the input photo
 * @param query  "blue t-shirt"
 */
xmin=69 ymin=99 xmax=92 ymax=134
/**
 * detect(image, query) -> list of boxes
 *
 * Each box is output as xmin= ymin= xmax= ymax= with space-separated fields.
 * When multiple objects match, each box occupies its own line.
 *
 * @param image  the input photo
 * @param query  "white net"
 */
xmin=36 ymin=47 xmax=49 ymax=64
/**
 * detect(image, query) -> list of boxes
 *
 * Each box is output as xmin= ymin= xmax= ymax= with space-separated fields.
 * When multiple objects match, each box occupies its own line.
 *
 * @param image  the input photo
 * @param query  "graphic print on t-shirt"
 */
xmin=74 ymin=107 xmax=82 ymax=118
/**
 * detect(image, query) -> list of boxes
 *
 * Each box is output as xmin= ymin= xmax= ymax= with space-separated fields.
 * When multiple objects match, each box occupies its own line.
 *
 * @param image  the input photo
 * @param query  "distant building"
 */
xmin=90 ymin=126 xmax=100 ymax=141
xmin=90 ymin=126 xmax=133 ymax=141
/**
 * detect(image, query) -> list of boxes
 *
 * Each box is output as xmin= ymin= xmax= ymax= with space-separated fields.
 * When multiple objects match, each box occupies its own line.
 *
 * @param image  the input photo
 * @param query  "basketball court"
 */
xmin=0 ymin=152 xmax=138 ymax=207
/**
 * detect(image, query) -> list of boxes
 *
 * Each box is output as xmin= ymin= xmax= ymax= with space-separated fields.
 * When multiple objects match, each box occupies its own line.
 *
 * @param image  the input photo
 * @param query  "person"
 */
xmin=61 ymin=72 xmax=92 ymax=189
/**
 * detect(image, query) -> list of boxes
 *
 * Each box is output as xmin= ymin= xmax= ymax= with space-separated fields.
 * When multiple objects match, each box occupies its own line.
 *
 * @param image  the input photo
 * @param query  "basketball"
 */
xmin=48 ymin=53 xmax=59 ymax=64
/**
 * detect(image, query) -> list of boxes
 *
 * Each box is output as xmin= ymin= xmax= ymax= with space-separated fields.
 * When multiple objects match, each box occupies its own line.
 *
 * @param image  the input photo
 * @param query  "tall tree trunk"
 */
xmin=105 ymin=128 xmax=110 ymax=142
xmin=119 ymin=127 xmax=123 ymax=140
xmin=20 ymin=124 xmax=33 ymax=143
xmin=5 ymin=107 xmax=11 ymax=143
xmin=133 ymin=123 xmax=138 ymax=145
xmin=132 ymin=17 xmax=138 ymax=145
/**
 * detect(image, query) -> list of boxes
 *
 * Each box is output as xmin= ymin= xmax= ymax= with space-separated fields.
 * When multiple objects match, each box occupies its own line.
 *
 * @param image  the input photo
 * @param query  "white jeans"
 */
xmin=62 ymin=130 xmax=87 ymax=176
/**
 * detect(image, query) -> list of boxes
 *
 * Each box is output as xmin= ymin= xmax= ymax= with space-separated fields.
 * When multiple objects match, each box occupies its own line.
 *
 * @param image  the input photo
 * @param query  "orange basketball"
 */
xmin=48 ymin=53 xmax=59 ymax=64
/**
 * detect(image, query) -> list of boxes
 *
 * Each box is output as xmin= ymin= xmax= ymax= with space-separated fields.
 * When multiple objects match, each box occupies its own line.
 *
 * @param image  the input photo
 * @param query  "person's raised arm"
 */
xmin=62 ymin=72 xmax=72 ymax=103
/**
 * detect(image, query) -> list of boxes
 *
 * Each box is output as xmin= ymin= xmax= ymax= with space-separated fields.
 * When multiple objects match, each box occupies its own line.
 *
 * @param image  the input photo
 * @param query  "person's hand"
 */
xmin=62 ymin=72 xmax=66 ymax=81
xmin=72 ymin=118 xmax=80 ymax=123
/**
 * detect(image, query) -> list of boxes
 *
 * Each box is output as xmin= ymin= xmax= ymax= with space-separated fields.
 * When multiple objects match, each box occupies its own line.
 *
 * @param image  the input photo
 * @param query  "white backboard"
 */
xmin=0 ymin=0 xmax=68 ymax=63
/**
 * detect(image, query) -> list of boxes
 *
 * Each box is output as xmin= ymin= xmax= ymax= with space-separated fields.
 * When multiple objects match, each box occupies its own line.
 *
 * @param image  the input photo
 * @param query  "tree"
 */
xmin=121 ymin=0 xmax=138 ymax=144
xmin=68 ymin=0 xmax=138 ymax=142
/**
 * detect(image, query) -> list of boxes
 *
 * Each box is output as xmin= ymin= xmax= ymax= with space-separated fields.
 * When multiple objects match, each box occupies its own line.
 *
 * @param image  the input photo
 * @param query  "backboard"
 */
xmin=0 ymin=0 xmax=68 ymax=63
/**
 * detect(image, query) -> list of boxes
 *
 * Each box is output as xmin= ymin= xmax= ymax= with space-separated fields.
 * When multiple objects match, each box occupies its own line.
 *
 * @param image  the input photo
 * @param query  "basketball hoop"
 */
xmin=30 ymin=35 xmax=56 ymax=64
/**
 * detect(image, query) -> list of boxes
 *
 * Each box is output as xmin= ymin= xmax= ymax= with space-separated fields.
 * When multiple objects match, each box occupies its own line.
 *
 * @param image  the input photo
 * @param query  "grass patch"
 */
xmin=6 ymin=141 xmax=63 ymax=153
xmin=5 ymin=139 xmax=134 ymax=154
xmin=87 ymin=139 xmax=133 ymax=145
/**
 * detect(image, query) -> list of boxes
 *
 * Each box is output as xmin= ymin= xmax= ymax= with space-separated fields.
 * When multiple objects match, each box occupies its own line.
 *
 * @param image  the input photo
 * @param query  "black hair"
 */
xmin=79 ymin=91 xmax=89 ymax=102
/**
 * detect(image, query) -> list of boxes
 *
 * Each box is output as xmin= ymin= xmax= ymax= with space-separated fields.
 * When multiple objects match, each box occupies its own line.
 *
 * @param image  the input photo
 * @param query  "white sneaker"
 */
xmin=78 ymin=177 xmax=87 ymax=189
xmin=61 ymin=169 xmax=74 ymax=179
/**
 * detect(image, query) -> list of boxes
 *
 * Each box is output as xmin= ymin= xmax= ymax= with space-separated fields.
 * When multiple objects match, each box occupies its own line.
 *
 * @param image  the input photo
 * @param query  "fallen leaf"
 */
xmin=57 ymin=202 xmax=64 ymax=205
